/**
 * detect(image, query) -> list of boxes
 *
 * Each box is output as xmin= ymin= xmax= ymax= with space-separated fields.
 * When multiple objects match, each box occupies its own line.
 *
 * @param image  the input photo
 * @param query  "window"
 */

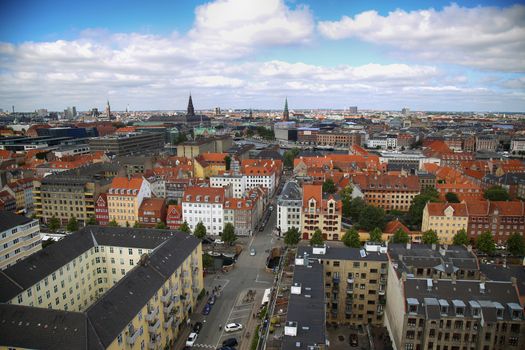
xmin=130 ymin=259 xmax=134 ymax=266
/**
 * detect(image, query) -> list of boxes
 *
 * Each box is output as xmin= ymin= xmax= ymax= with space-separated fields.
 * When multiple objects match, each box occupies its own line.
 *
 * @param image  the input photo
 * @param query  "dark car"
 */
xmin=208 ymin=295 xmax=216 ymax=305
xmin=217 ymin=347 xmax=235 ymax=350
xmin=193 ymin=321 xmax=203 ymax=334
xmin=349 ymin=333 xmax=359 ymax=347
xmin=202 ymin=303 xmax=211 ymax=315
xmin=222 ymin=338 xmax=238 ymax=347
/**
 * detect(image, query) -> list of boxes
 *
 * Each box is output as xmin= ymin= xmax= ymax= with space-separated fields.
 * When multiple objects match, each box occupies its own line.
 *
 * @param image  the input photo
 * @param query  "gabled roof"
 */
xmin=109 ymin=177 xmax=144 ymax=192
xmin=384 ymin=219 xmax=411 ymax=234
xmin=426 ymin=202 xmax=468 ymax=217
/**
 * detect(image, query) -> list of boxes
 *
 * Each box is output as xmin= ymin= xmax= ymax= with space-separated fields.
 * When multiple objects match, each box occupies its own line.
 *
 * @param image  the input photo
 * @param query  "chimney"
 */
xmin=451 ymin=274 xmax=457 ymax=284
xmin=511 ymin=277 xmax=517 ymax=287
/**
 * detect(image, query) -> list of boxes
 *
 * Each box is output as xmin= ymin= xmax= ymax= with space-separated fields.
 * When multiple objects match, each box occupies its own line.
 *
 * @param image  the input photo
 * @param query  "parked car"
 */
xmin=349 ymin=333 xmax=358 ymax=347
xmin=250 ymin=248 xmax=256 ymax=256
xmin=222 ymin=338 xmax=238 ymax=347
xmin=202 ymin=303 xmax=211 ymax=315
xmin=193 ymin=322 xmax=203 ymax=334
xmin=225 ymin=323 xmax=243 ymax=332
xmin=208 ymin=295 xmax=216 ymax=305
xmin=186 ymin=332 xmax=198 ymax=347
xmin=214 ymin=239 xmax=224 ymax=244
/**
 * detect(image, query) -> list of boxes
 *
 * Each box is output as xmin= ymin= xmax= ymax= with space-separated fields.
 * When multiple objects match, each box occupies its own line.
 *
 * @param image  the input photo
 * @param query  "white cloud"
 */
xmin=318 ymin=4 xmax=525 ymax=72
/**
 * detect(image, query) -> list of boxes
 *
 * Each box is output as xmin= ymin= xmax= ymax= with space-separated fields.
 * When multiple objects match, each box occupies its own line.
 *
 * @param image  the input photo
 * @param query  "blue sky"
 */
xmin=0 ymin=0 xmax=524 ymax=111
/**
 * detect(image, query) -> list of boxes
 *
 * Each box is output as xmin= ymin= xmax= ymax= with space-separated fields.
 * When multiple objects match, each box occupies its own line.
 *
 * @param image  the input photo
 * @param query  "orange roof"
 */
xmin=224 ymin=197 xmax=255 ymax=210
xmin=384 ymin=219 xmax=411 ymax=234
xmin=352 ymin=174 xmax=420 ymax=192
xmin=302 ymin=184 xmax=322 ymax=207
xmin=426 ymin=202 xmax=468 ymax=217
xmin=116 ymin=126 xmax=137 ymax=133
xmin=183 ymin=186 xmax=225 ymax=203
xmin=139 ymin=198 xmax=165 ymax=212
xmin=166 ymin=204 xmax=182 ymax=218
xmin=110 ymin=177 xmax=144 ymax=192
xmin=0 ymin=150 xmax=13 ymax=160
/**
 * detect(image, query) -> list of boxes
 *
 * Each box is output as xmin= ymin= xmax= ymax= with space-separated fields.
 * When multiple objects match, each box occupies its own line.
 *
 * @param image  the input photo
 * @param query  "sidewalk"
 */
xmin=239 ymin=291 xmax=264 ymax=350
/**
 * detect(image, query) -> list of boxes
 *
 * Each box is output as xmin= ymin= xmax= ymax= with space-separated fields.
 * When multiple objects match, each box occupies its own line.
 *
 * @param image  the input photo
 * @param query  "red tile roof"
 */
xmin=384 ymin=219 xmax=411 ymax=234
xmin=183 ymin=186 xmax=225 ymax=203
xmin=426 ymin=202 xmax=468 ymax=217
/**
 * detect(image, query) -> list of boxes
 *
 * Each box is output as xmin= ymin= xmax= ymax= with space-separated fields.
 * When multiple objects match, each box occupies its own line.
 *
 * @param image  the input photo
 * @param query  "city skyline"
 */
xmin=1 ymin=0 xmax=524 ymax=112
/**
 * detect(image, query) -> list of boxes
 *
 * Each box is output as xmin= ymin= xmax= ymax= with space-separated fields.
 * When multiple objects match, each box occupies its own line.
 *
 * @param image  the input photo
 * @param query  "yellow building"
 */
xmin=107 ymin=177 xmax=152 ymax=226
xmin=193 ymin=153 xmax=228 ymax=178
xmin=0 ymin=212 xmax=41 ymax=270
xmin=0 ymin=226 xmax=203 ymax=350
xmin=421 ymin=202 xmax=469 ymax=244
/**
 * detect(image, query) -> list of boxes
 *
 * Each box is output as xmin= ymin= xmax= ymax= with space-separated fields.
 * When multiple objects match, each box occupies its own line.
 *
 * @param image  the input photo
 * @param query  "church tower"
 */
xmin=187 ymin=94 xmax=195 ymax=116
xmin=283 ymin=97 xmax=289 ymax=121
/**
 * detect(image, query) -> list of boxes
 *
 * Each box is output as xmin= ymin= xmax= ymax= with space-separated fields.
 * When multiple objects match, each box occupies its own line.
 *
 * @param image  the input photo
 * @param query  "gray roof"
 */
xmin=480 ymin=264 xmax=525 ymax=296
xmin=0 ymin=212 xmax=33 ymax=232
xmin=298 ymin=244 xmax=388 ymax=262
xmin=278 ymin=181 xmax=302 ymax=202
xmin=282 ymin=261 xmax=325 ymax=350
xmin=0 ymin=228 xmax=200 ymax=349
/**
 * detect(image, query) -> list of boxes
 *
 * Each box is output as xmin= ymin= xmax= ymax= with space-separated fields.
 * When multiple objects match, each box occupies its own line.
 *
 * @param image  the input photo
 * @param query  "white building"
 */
xmin=0 ymin=212 xmax=41 ymax=270
xmin=367 ymin=135 xmax=398 ymax=149
xmin=511 ymin=138 xmax=525 ymax=152
xmin=210 ymin=173 xmax=246 ymax=198
xmin=276 ymin=181 xmax=302 ymax=235
xmin=182 ymin=186 xmax=225 ymax=236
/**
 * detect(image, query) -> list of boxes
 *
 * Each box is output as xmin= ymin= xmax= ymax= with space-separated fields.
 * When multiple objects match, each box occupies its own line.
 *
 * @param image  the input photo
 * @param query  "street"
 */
xmin=176 ymin=196 xmax=280 ymax=349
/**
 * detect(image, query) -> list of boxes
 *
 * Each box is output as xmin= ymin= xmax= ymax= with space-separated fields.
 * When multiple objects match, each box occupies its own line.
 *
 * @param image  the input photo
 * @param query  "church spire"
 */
xmin=283 ymin=97 xmax=289 ymax=121
xmin=187 ymin=94 xmax=195 ymax=116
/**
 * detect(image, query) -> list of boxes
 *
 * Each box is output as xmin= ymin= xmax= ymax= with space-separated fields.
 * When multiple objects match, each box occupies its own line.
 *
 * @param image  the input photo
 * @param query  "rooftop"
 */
xmin=0 ymin=211 xmax=34 ymax=232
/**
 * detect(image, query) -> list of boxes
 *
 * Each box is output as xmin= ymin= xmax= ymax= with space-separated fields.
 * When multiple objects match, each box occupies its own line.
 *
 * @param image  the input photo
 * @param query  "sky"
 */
xmin=0 ymin=0 xmax=524 ymax=112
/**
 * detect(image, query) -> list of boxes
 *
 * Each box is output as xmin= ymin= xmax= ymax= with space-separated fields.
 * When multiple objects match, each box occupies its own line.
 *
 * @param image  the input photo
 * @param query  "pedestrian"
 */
xmin=206 ymin=290 xmax=209 ymax=296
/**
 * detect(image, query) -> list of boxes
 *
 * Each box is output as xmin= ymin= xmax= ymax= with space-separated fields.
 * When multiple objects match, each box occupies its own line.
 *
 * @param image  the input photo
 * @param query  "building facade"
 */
xmin=0 ymin=212 xmax=41 ymax=270
xmin=182 ymin=186 xmax=225 ymax=236
xmin=422 ymin=203 xmax=469 ymax=244
xmin=277 ymin=181 xmax=302 ymax=234
xmin=107 ymin=177 xmax=152 ymax=227
xmin=89 ymin=132 xmax=165 ymax=156
xmin=301 ymin=184 xmax=342 ymax=240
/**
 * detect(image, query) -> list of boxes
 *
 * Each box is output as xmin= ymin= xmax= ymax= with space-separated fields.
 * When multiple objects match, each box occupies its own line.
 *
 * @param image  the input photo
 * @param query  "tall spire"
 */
xmin=187 ymin=94 xmax=195 ymax=116
xmin=283 ymin=97 xmax=289 ymax=121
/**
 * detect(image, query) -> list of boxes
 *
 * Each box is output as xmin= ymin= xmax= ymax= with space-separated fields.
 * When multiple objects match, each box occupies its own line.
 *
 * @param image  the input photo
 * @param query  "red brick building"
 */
xmin=166 ymin=204 xmax=183 ymax=229
xmin=95 ymin=193 xmax=109 ymax=226
xmin=138 ymin=198 xmax=166 ymax=227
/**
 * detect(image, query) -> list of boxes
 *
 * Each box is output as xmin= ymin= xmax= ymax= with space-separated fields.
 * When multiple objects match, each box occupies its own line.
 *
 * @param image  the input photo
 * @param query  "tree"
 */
xmin=86 ymin=217 xmax=98 ymax=226
xmin=194 ymin=222 xmax=207 ymax=239
xmin=155 ymin=222 xmax=167 ymax=229
xmin=283 ymin=148 xmax=300 ymax=169
xmin=322 ymin=179 xmax=336 ymax=194
xmin=48 ymin=216 xmax=60 ymax=232
xmin=224 ymin=155 xmax=231 ymax=171
xmin=167 ymin=199 xmax=178 ymax=206
xmin=483 ymin=186 xmax=510 ymax=201
xmin=310 ymin=229 xmax=324 ymax=246
xmin=133 ymin=221 xmax=142 ymax=228
xmin=126 ymin=221 xmax=130 ymax=227
xmin=179 ymin=221 xmax=191 ymax=234
xmin=284 ymin=227 xmax=301 ymax=246
xmin=422 ymin=230 xmax=439 ymax=244
xmin=342 ymin=228 xmax=361 ymax=248
xmin=222 ymin=223 xmax=237 ymax=244
xmin=358 ymin=206 xmax=386 ymax=231
xmin=369 ymin=227 xmax=383 ymax=243
xmin=107 ymin=219 xmax=119 ymax=227
xmin=392 ymin=228 xmax=410 ymax=244
xmin=339 ymin=186 xmax=353 ymax=218
xmin=452 ymin=229 xmax=469 ymax=245
xmin=506 ymin=233 xmax=525 ymax=256
xmin=407 ymin=187 xmax=440 ymax=228
xmin=476 ymin=231 xmax=496 ymax=255
xmin=348 ymin=197 xmax=366 ymax=221
xmin=202 ymin=254 xmax=214 ymax=269
xmin=445 ymin=192 xmax=460 ymax=203
xmin=66 ymin=216 xmax=78 ymax=232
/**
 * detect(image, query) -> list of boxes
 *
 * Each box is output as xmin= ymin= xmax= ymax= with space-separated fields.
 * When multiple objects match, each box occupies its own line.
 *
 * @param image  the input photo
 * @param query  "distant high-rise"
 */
xmin=214 ymin=107 xmax=221 ymax=115
xmin=91 ymin=108 xmax=99 ymax=118
xmin=283 ymin=97 xmax=289 ymax=121
xmin=187 ymin=94 xmax=195 ymax=116
xmin=349 ymin=106 xmax=358 ymax=114
xmin=105 ymin=100 xmax=111 ymax=119
xmin=401 ymin=107 xmax=410 ymax=115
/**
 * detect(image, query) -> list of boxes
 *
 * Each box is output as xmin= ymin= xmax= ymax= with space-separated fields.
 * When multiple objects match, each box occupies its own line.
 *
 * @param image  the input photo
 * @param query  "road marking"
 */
xmin=215 ymin=297 xmax=240 ymax=348
xmin=255 ymin=274 xmax=271 ymax=284
xmin=193 ymin=344 xmax=216 ymax=349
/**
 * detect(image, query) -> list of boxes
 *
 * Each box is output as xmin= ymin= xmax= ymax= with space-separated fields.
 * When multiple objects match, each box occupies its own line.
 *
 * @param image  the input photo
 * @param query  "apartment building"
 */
xmin=277 ymin=181 xmax=302 ymax=234
xmin=34 ymin=163 xmax=116 ymax=226
xmin=95 ymin=193 xmax=109 ymax=226
xmin=193 ymin=153 xmax=228 ymax=178
xmin=476 ymin=135 xmax=498 ymax=152
xmin=176 ymin=135 xmax=233 ymax=158
xmin=210 ymin=173 xmax=246 ymax=198
xmin=88 ymin=131 xmax=165 ymax=156
xmin=298 ymin=244 xmax=388 ymax=326
xmin=351 ymin=174 xmax=420 ymax=212
xmin=223 ymin=196 xmax=259 ymax=236
xmin=316 ymin=131 xmax=363 ymax=148
xmin=2 ymin=178 xmax=34 ymax=213
xmin=182 ymin=186 xmax=225 ymax=235
xmin=0 ymin=189 xmax=16 ymax=212
xmin=0 ymin=226 xmax=204 ymax=350
xmin=301 ymin=184 xmax=342 ymax=240
xmin=511 ymin=138 xmax=525 ymax=153
xmin=107 ymin=177 xmax=152 ymax=227
xmin=138 ymin=198 xmax=166 ymax=227
xmin=422 ymin=203 xmax=469 ymax=244
xmin=166 ymin=204 xmax=183 ymax=229
xmin=0 ymin=212 xmax=41 ymax=270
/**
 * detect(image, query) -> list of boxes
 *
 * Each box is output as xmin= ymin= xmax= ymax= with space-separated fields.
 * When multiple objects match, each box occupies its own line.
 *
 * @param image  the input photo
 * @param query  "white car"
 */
xmin=186 ymin=332 xmax=198 ymax=346
xmin=250 ymin=248 xmax=256 ymax=256
xmin=214 ymin=239 xmax=224 ymax=244
xmin=225 ymin=323 xmax=243 ymax=332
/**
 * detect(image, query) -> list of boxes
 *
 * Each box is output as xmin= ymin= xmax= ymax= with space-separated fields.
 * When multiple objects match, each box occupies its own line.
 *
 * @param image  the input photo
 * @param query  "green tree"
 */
xmin=48 ymin=216 xmax=60 ymax=232
xmin=283 ymin=148 xmax=300 ymax=169
xmin=348 ymin=197 xmax=366 ymax=222
xmin=224 ymin=155 xmax=231 ymax=171
xmin=107 ymin=219 xmax=119 ymax=227
xmin=126 ymin=221 xmax=130 ymax=227
xmin=452 ymin=228 xmax=469 ymax=245
xmin=167 ymin=199 xmax=178 ymax=206
xmin=222 ymin=223 xmax=237 ymax=244
xmin=203 ymin=253 xmax=214 ymax=268
xmin=369 ymin=227 xmax=383 ymax=243
xmin=284 ymin=227 xmax=301 ymax=246
xmin=310 ymin=229 xmax=324 ymax=246
xmin=407 ymin=187 xmax=440 ymax=228
xmin=322 ymin=179 xmax=336 ymax=194
xmin=155 ymin=222 xmax=167 ymax=229
xmin=392 ymin=228 xmax=410 ymax=244
xmin=86 ymin=217 xmax=98 ymax=226
xmin=445 ymin=192 xmax=460 ymax=203
xmin=476 ymin=231 xmax=496 ymax=255
xmin=179 ymin=221 xmax=191 ymax=233
xmin=506 ymin=233 xmax=525 ymax=256
xmin=422 ymin=230 xmax=439 ymax=244
xmin=483 ymin=186 xmax=510 ymax=201
xmin=342 ymin=228 xmax=361 ymax=248
xmin=194 ymin=222 xmax=207 ymax=239
xmin=339 ymin=186 xmax=353 ymax=218
xmin=66 ymin=216 xmax=78 ymax=232
xmin=358 ymin=206 xmax=386 ymax=231
xmin=133 ymin=221 xmax=141 ymax=228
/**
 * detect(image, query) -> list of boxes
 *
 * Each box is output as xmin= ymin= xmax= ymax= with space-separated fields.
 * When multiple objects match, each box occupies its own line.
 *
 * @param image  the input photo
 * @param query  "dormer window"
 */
xmin=439 ymin=299 xmax=449 ymax=316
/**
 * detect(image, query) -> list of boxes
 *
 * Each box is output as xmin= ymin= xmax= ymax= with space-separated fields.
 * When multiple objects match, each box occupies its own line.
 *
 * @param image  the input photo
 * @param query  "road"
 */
xmin=177 ymin=197 xmax=280 ymax=349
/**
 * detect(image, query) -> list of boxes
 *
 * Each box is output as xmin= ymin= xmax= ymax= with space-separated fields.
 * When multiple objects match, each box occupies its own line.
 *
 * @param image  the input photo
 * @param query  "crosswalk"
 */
xmin=192 ymin=343 xmax=216 ymax=349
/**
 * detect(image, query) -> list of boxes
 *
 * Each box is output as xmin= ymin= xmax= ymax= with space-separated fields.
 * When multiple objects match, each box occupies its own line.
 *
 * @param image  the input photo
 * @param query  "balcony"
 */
xmin=161 ymin=288 xmax=172 ymax=303
xmin=377 ymin=308 xmax=384 ymax=316
xmin=148 ymin=338 xmax=158 ymax=350
xmin=127 ymin=328 xmax=140 ymax=345
xmin=378 ymin=289 xmax=386 ymax=295
xmin=346 ymin=288 xmax=354 ymax=294
xmin=164 ymin=316 xmax=174 ymax=329
xmin=347 ymin=278 xmax=354 ymax=284
xmin=333 ymin=276 xmax=340 ymax=284
xmin=146 ymin=307 xmax=159 ymax=322
xmin=163 ymin=300 xmax=174 ymax=314
xmin=148 ymin=318 xmax=161 ymax=333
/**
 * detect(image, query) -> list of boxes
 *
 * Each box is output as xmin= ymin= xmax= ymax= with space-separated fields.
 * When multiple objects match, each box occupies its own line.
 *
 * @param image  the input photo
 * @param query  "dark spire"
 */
xmin=187 ymin=94 xmax=195 ymax=116
xmin=283 ymin=97 xmax=289 ymax=121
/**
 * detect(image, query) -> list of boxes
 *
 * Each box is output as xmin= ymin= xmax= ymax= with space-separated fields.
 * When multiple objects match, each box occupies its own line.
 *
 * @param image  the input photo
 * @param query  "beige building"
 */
xmin=0 ymin=212 xmax=41 ymax=270
xmin=107 ymin=176 xmax=152 ymax=226
xmin=0 ymin=226 xmax=203 ymax=350
xmin=298 ymin=243 xmax=388 ymax=326
xmin=301 ymin=184 xmax=342 ymax=240
xmin=177 ymin=135 xmax=233 ymax=158
xmin=422 ymin=203 xmax=469 ymax=244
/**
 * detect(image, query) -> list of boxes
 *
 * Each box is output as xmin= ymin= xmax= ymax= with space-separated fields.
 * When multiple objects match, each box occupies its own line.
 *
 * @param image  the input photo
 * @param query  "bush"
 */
xmin=250 ymin=325 xmax=260 ymax=350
